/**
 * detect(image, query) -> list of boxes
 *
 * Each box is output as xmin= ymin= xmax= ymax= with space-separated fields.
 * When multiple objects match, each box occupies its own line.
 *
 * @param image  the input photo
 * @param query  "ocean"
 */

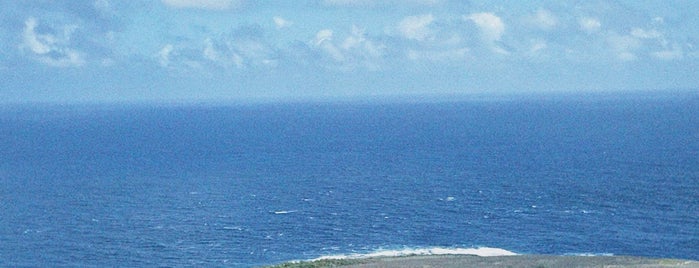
xmin=1 ymin=94 xmax=697 ymax=266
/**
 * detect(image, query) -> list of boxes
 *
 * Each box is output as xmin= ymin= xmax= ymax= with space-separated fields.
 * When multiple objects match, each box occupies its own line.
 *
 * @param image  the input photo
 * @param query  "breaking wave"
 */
xmin=311 ymin=246 xmax=518 ymax=261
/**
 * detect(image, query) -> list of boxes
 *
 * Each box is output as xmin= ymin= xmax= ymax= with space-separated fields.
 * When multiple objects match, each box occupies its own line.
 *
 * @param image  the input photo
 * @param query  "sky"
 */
xmin=1 ymin=0 xmax=698 ymax=103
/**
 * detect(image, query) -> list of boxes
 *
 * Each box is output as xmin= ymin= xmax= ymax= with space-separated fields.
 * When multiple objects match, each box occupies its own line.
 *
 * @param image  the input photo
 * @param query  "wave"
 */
xmin=272 ymin=210 xmax=297 ymax=215
xmin=564 ymin=252 xmax=615 ymax=257
xmin=311 ymin=247 xmax=518 ymax=261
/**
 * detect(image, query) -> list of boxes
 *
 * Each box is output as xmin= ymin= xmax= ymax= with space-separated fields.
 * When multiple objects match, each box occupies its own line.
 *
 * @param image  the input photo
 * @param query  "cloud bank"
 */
xmin=2 ymin=0 xmax=698 ymax=103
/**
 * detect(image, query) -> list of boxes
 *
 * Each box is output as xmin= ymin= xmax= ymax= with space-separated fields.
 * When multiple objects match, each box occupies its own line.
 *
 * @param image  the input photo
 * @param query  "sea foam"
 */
xmin=312 ymin=247 xmax=518 ymax=261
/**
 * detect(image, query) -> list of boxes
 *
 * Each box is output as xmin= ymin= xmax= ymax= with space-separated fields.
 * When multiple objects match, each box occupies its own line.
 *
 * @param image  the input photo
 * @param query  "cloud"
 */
xmin=341 ymin=26 xmax=385 ymax=61
xmin=310 ymin=26 xmax=386 ymax=70
xmin=397 ymin=14 xmax=434 ymax=41
xmin=465 ymin=12 xmax=508 ymax=54
xmin=528 ymin=9 xmax=558 ymax=30
xmin=528 ymin=39 xmax=548 ymax=54
xmin=313 ymin=29 xmax=345 ymax=62
xmin=322 ymin=0 xmax=440 ymax=7
xmin=651 ymin=45 xmax=682 ymax=60
xmin=273 ymin=16 xmax=292 ymax=29
xmin=158 ymin=44 xmax=174 ymax=66
xmin=161 ymin=0 xmax=238 ymax=10
xmin=152 ymin=23 xmax=281 ymax=72
xmin=630 ymin=28 xmax=662 ymax=39
xmin=20 ymin=17 xmax=85 ymax=67
xmin=607 ymin=33 xmax=640 ymax=61
xmin=203 ymin=38 xmax=244 ymax=68
xmin=466 ymin=12 xmax=505 ymax=42
xmin=579 ymin=17 xmax=601 ymax=33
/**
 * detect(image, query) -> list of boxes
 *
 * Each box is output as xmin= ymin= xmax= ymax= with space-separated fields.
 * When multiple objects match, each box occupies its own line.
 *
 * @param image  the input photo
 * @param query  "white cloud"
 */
xmin=397 ymin=14 xmax=434 ymax=41
xmin=323 ymin=0 xmax=440 ymax=7
xmin=161 ymin=0 xmax=238 ymax=10
xmin=23 ymin=18 xmax=52 ymax=54
xmin=465 ymin=12 xmax=508 ymax=54
xmin=273 ymin=16 xmax=292 ymax=29
xmin=529 ymin=39 xmax=547 ymax=54
xmin=232 ymin=39 xmax=276 ymax=66
xmin=93 ymin=0 xmax=115 ymax=16
xmin=313 ymin=29 xmax=345 ymax=62
xmin=630 ymin=28 xmax=662 ymax=39
xmin=466 ymin=12 xmax=505 ymax=42
xmin=341 ymin=26 xmax=381 ymax=57
xmin=20 ymin=17 xmax=85 ymax=67
xmin=203 ymin=39 xmax=221 ymax=62
xmin=201 ymin=34 xmax=276 ymax=69
xmin=579 ymin=17 xmax=601 ymax=33
xmin=314 ymin=29 xmax=334 ymax=46
xmin=607 ymin=33 xmax=640 ymax=61
xmin=311 ymin=26 xmax=386 ymax=69
xmin=652 ymin=45 xmax=683 ymax=60
xmin=342 ymin=25 xmax=385 ymax=62
xmin=529 ymin=9 xmax=558 ymax=30
xmin=158 ymin=44 xmax=174 ymax=66
xmin=406 ymin=47 xmax=469 ymax=61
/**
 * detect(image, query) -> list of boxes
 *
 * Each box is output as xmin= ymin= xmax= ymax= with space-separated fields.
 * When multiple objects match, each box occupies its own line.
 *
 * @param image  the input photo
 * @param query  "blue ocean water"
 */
xmin=1 ymin=95 xmax=698 ymax=266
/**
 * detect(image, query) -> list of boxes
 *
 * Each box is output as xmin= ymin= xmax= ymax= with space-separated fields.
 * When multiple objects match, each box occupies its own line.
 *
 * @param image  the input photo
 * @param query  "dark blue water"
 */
xmin=1 ymin=95 xmax=698 ymax=266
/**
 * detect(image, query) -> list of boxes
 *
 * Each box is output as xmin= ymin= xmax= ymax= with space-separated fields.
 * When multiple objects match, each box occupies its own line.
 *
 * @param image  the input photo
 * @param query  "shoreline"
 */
xmin=266 ymin=254 xmax=699 ymax=268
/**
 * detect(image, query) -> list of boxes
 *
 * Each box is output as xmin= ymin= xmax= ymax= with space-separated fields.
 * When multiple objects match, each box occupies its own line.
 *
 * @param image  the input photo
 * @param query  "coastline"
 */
xmin=266 ymin=255 xmax=699 ymax=268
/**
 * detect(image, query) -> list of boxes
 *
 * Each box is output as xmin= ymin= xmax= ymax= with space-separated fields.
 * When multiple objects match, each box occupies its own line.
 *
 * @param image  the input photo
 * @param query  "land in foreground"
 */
xmin=267 ymin=255 xmax=699 ymax=268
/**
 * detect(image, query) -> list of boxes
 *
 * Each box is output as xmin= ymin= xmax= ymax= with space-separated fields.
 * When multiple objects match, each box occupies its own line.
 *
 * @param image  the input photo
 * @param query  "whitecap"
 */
xmin=312 ymin=246 xmax=518 ymax=261
xmin=273 ymin=210 xmax=297 ymax=215
xmin=565 ymin=252 xmax=614 ymax=256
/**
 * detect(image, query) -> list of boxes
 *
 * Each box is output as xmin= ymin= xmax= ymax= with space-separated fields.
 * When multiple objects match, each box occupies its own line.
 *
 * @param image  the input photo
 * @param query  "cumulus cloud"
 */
xmin=322 ymin=0 xmax=440 ymax=7
xmin=607 ymin=33 xmax=641 ymax=61
xmin=154 ymin=23 xmax=279 ymax=71
xmin=465 ymin=12 xmax=508 ymax=54
xmin=466 ymin=12 xmax=505 ymax=42
xmin=397 ymin=14 xmax=434 ymax=41
xmin=203 ymin=38 xmax=243 ymax=67
xmin=579 ymin=17 xmax=601 ymax=33
xmin=341 ymin=26 xmax=381 ymax=55
xmin=273 ymin=16 xmax=292 ymax=29
xmin=314 ymin=29 xmax=334 ymax=46
xmin=651 ymin=45 xmax=683 ymax=60
xmin=598 ymin=24 xmax=686 ymax=62
xmin=310 ymin=26 xmax=386 ymax=69
xmin=313 ymin=29 xmax=345 ymax=62
xmin=161 ymin=0 xmax=238 ymax=10
xmin=528 ymin=39 xmax=548 ymax=54
xmin=630 ymin=28 xmax=662 ymax=39
xmin=20 ymin=17 xmax=85 ymax=67
xmin=528 ymin=9 xmax=558 ymax=30
xmin=158 ymin=44 xmax=174 ymax=66
xmin=203 ymin=26 xmax=277 ymax=69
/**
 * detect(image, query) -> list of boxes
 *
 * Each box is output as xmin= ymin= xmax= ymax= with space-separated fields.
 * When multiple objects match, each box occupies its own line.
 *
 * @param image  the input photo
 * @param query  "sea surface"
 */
xmin=1 ymin=94 xmax=698 ymax=266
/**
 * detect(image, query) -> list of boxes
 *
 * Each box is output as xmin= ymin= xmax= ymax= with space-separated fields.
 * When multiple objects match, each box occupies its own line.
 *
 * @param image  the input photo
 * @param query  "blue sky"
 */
xmin=1 ymin=0 xmax=698 ymax=103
